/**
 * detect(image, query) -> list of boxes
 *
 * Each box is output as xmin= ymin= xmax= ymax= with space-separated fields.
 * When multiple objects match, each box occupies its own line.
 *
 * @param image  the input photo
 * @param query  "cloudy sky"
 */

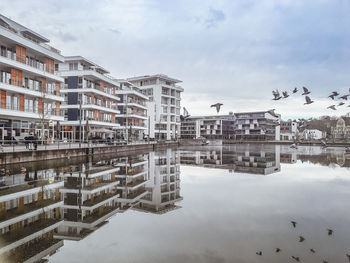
xmin=1 ymin=0 xmax=350 ymax=119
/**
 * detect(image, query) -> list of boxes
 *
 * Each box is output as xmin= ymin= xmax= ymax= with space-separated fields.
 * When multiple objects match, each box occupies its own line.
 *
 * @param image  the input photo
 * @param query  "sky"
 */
xmin=1 ymin=0 xmax=350 ymax=119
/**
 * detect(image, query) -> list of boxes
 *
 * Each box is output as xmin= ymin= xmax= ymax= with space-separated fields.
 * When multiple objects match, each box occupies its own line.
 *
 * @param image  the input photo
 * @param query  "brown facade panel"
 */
xmin=19 ymin=94 xmax=24 ymax=111
xmin=1 ymin=90 xmax=6 ymax=108
xmin=16 ymin=45 xmax=26 ymax=64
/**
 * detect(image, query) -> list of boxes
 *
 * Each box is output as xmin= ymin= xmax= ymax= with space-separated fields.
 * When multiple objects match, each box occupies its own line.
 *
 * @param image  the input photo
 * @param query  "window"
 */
xmin=69 ymin=63 xmax=78 ymax=70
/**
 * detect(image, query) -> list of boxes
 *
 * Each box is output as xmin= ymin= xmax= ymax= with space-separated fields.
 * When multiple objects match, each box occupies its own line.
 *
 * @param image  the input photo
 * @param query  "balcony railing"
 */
xmin=0 ymin=103 xmax=63 ymax=116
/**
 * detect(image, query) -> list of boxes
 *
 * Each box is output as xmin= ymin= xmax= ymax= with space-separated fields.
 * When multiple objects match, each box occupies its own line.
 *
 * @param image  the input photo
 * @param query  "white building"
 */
xmin=280 ymin=120 xmax=298 ymax=141
xmin=58 ymin=56 xmax=121 ymax=141
xmin=0 ymin=14 xmax=64 ymax=141
xmin=116 ymin=80 xmax=149 ymax=141
xmin=301 ymin=129 xmax=325 ymax=140
xmin=127 ymin=74 xmax=183 ymax=140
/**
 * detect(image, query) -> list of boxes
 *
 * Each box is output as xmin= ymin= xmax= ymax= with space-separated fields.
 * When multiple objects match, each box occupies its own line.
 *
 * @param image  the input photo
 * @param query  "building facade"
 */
xmin=116 ymin=80 xmax=149 ymax=141
xmin=0 ymin=14 xmax=64 ymax=142
xmin=58 ymin=56 xmax=120 ymax=141
xmin=280 ymin=120 xmax=298 ymax=141
xmin=301 ymin=129 xmax=325 ymax=140
xmin=127 ymin=74 xmax=183 ymax=140
xmin=331 ymin=117 xmax=350 ymax=141
xmin=181 ymin=114 xmax=236 ymax=139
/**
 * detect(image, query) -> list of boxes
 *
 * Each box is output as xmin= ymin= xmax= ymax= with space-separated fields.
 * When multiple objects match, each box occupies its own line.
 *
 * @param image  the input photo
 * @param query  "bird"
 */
xmin=328 ymin=91 xmax=339 ymax=100
xmin=299 ymin=236 xmax=305 ymax=242
xmin=346 ymin=254 xmax=350 ymax=262
xmin=291 ymin=221 xmax=297 ymax=228
xmin=282 ymin=91 xmax=289 ymax=98
xmin=338 ymin=102 xmax=345 ymax=106
xmin=276 ymin=248 xmax=281 ymax=253
xmin=291 ymin=256 xmax=300 ymax=262
xmin=272 ymin=90 xmax=282 ymax=100
xmin=327 ymin=105 xmax=337 ymax=110
xmin=290 ymin=144 xmax=298 ymax=149
xmin=323 ymin=261 xmax=328 ymax=263
xmin=211 ymin=103 xmax=223 ymax=113
xmin=327 ymin=229 xmax=333 ymax=236
xmin=310 ymin=249 xmax=316 ymax=253
xmin=302 ymin=87 xmax=310 ymax=95
xmin=304 ymin=96 xmax=314 ymax=105
xmin=256 ymin=251 xmax=262 ymax=256
xmin=321 ymin=140 xmax=327 ymax=148
xmin=292 ymin=87 xmax=298 ymax=94
xmin=340 ymin=94 xmax=349 ymax=100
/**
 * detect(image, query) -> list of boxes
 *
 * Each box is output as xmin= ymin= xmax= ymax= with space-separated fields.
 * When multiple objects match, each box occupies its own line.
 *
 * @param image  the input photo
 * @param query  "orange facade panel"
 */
xmin=38 ymin=98 xmax=43 ymax=114
xmin=1 ymin=90 xmax=6 ymax=108
xmin=11 ymin=68 xmax=22 ymax=87
xmin=19 ymin=94 xmax=24 ymax=111
xmin=45 ymin=58 xmax=54 ymax=74
xmin=16 ymin=45 xmax=26 ymax=64
xmin=100 ymin=81 xmax=104 ymax=91
xmin=55 ymin=82 xmax=60 ymax=96
xmin=56 ymin=102 xmax=60 ymax=116
xmin=42 ymin=78 xmax=46 ymax=93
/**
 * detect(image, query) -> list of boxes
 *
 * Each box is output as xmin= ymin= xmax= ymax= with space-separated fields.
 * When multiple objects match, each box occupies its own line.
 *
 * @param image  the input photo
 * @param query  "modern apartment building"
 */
xmin=127 ymin=74 xmax=183 ymax=140
xmin=58 ymin=56 xmax=120 ymax=141
xmin=0 ymin=168 xmax=64 ymax=262
xmin=280 ymin=120 xmax=298 ymax=141
xmin=234 ymin=110 xmax=281 ymax=141
xmin=181 ymin=114 xmax=236 ymax=139
xmin=134 ymin=149 xmax=182 ymax=214
xmin=0 ymin=14 xmax=64 ymax=141
xmin=116 ymin=80 xmax=149 ymax=141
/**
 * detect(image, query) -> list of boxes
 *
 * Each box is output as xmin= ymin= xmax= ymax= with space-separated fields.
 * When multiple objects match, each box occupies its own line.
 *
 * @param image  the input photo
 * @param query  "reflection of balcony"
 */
xmin=82 ymin=205 xmax=119 ymax=223
xmin=0 ymin=180 xmax=63 ymax=197
xmin=0 ymin=199 xmax=61 ymax=225
xmin=82 ymin=192 xmax=118 ymax=207
xmin=117 ymin=179 xmax=146 ymax=190
xmin=0 ymin=218 xmax=62 ymax=252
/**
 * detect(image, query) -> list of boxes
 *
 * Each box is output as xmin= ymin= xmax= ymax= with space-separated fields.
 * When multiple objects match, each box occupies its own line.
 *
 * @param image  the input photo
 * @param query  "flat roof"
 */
xmin=127 ymin=74 xmax=182 ymax=84
xmin=64 ymin=56 xmax=110 ymax=74
xmin=0 ymin=14 xmax=49 ymax=43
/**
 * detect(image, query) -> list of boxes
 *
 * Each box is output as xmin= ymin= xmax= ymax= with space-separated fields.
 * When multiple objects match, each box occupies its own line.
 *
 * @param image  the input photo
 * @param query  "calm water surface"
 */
xmin=1 ymin=145 xmax=350 ymax=263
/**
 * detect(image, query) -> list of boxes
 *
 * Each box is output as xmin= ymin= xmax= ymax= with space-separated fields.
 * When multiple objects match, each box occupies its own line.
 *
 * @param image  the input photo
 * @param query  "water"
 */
xmin=1 ymin=145 xmax=350 ymax=263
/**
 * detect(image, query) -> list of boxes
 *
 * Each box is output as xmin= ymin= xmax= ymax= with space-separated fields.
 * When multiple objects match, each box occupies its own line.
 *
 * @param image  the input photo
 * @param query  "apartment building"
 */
xmin=234 ymin=110 xmax=281 ymax=141
xmin=134 ymin=149 xmax=182 ymax=214
xmin=55 ymin=163 xmax=120 ymax=240
xmin=116 ymin=80 xmax=149 ymax=141
xmin=127 ymin=74 xmax=183 ymax=140
xmin=0 ymin=14 xmax=64 ymax=141
xmin=0 ymin=168 xmax=64 ymax=262
xmin=58 ymin=56 xmax=120 ymax=141
xmin=181 ymin=114 xmax=236 ymax=139
xmin=280 ymin=120 xmax=298 ymax=141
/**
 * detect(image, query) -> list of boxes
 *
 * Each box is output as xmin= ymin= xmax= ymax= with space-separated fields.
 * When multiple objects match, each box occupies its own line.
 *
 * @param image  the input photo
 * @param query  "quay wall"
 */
xmin=0 ymin=142 xmax=178 ymax=165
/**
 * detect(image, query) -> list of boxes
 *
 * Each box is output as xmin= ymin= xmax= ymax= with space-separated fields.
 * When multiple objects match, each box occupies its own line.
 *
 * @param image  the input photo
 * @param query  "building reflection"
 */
xmin=0 ymin=169 xmax=63 ymax=263
xmin=0 ymin=149 xmax=182 ymax=262
xmin=133 ymin=149 xmax=183 ymax=214
xmin=180 ymin=145 xmax=281 ymax=175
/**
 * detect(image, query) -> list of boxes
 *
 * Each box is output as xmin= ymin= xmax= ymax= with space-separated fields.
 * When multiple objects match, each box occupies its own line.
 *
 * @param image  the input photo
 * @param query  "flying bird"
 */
xmin=329 ymin=91 xmax=339 ymax=100
xmin=272 ymin=90 xmax=282 ymax=100
xmin=276 ymin=248 xmax=281 ymax=253
xmin=291 ymin=221 xmax=297 ymax=228
xmin=321 ymin=140 xmax=327 ymax=148
xmin=327 ymin=105 xmax=337 ymax=110
xmin=304 ymin=96 xmax=314 ymax=105
xmin=302 ymin=87 xmax=310 ymax=95
xmin=299 ymin=236 xmax=305 ymax=242
xmin=291 ymin=256 xmax=300 ymax=262
xmin=327 ymin=229 xmax=333 ymax=236
xmin=310 ymin=249 xmax=316 ymax=253
xmin=256 ymin=251 xmax=262 ymax=256
xmin=211 ymin=103 xmax=223 ymax=113
xmin=338 ymin=102 xmax=345 ymax=106
xmin=282 ymin=91 xmax=289 ymax=98
xmin=290 ymin=144 xmax=298 ymax=150
xmin=346 ymin=254 xmax=350 ymax=262
xmin=340 ymin=94 xmax=349 ymax=100
xmin=292 ymin=87 xmax=298 ymax=94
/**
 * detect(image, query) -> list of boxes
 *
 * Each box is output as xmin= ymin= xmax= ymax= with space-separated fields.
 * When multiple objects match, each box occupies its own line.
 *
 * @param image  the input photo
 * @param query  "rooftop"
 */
xmin=127 ymin=74 xmax=182 ymax=84
xmin=64 ymin=56 xmax=110 ymax=74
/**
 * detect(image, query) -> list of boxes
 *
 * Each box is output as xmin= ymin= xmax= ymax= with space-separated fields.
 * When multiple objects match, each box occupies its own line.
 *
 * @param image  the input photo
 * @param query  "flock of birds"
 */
xmin=256 ymin=221 xmax=350 ymax=262
xmin=272 ymin=87 xmax=350 ymax=110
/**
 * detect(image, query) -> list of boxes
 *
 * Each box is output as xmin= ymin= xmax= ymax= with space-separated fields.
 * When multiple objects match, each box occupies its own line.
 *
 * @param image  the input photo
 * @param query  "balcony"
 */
xmin=82 ymin=192 xmax=118 ymax=207
xmin=0 ymin=180 xmax=62 ymax=198
xmin=0 ymin=102 xmax=63 ymax=119
xmin=82 ymin=205 xmax=119 ymax=223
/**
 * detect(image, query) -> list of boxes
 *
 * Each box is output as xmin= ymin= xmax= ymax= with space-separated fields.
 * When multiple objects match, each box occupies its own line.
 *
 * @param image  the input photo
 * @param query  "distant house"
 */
xmin=280 ymin=120 xmax=298 ymax=141
xmin=301 ymin=129 xmax=325 ymax=140
xmin=331 ymin=117 xmax=350 ymax=141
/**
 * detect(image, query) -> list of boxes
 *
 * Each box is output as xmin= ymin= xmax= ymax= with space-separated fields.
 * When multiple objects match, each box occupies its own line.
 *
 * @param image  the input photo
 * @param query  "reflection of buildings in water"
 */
xmin=115 ymin=155 xmax=149 ymax=210
xmin=280 ymin=152 xmax=297 ymax=164
xmin=0 ymin=169 xmax=63 ymax=262
xmin=134 ymin=149 xmax=182 ymax=214
xmin=180 ymin=145 xmax=281 ymax=175
xmin=55 ymin=164 xmax=120 ymax=241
